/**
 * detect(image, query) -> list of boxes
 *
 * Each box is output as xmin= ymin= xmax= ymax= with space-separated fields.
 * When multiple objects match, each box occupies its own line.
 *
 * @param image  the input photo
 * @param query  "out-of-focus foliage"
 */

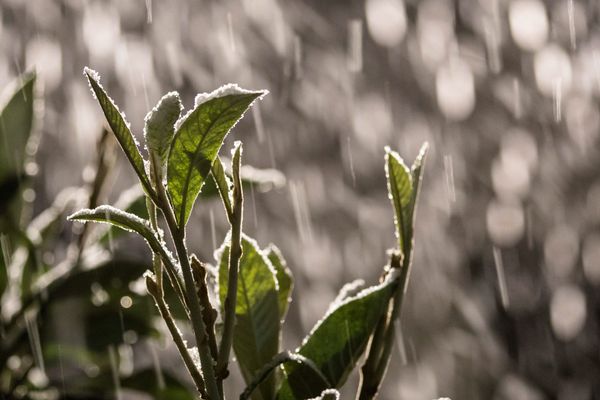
xmin=0 ymin=74 xmax=192 ymax=399
xmin=3 ymin=0 xmax=600 ymax=398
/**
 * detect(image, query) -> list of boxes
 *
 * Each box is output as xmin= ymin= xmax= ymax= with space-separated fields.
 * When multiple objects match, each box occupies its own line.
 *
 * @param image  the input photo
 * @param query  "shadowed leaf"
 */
xmin=266 ymin=244 xmax=293 ymax=322
xmin=217 ymin=234 xmax=280 ymax=400
xmin=276 ymin=279 xmax=396 ymax=399
xmin=0 ymin=72 xmax=35 ymax=183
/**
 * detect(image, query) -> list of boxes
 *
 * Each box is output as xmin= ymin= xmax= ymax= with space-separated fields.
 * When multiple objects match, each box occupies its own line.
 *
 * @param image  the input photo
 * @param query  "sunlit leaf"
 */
xmin=217 ymin=234 xmax=280 ymax=400
xmin=167 ymin=85 xmax=266 ymax=227
xmin=266 ymin=244 xmax=293 ymax=322
xmin=276 ymin=279 xmax=397 ymax=399
xmin=84 ymin=68 xmax=153 ymax=195
xmin=385 ymin=147 xmax=413 ymax=252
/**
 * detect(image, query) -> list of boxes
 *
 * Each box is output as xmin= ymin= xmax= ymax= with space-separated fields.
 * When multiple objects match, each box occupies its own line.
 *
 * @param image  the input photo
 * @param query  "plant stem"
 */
xmin=154 ymin=179 xmax=220 ymax=400
xmin=217 ymin=144 xmax=244 ymax=381
xmin=146 ymin=198 xmax=164 ymax=294
xmin=172 ymin=230 xmax=221 ymax=400
xmin=357 ymin=251 xmax=405 ymax=400
xmin=147 ymin=276 xmax=207 ymax=398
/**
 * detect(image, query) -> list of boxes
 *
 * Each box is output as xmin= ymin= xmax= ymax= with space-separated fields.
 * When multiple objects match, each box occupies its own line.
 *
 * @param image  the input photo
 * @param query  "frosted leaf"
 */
xmin=299 ymin=279 xmax=394 ymax=348
xmin=83 ymin=67 xmax=134 ymax=136
xmin=144 ymin=91 xmax=182 ymax=164
xmin=174 ymin=84 xmax=268 ymax=131
xmin=331 ymin=279 xmax=365 ymax=307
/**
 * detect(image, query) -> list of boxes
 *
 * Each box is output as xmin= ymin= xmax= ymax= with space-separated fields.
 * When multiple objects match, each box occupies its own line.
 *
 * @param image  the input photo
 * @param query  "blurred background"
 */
xmin=1 ymin=0 xmax=600 ymax=399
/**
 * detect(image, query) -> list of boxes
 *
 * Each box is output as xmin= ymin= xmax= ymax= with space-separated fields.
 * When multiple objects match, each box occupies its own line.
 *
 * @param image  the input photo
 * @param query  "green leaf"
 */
xmin=0 ymin=72 xmax=35 ymax=183
xmin=217 ymin=234 xmax=280 ymax=400
xmin=67 ymin=205 xmax=182 ymax=285
xmin=210 ymin=156 xmax=233 ymax=218
xmin=96 ymin=185 xmax=149 ymax=245
xmin=167 ymin=85 xmax=266 ymax=227
xmin=385 ymin=147 xmax=413 ymax=252
xmin=144 ymin=91 xmax=182 ymax=165
xmin=407 ymin=143 xmax=429 ymax=244
xmin=0 ymin=174 xmax=26 ymax=219
xmin=276 ymin=279 xmax=397 ymax=399
xmin=266 ymin=244 xmax=293 ymax=322
xmin=68 ymin=205 xmax=154 ymax=239
xmin=84 ymin=68 xmax=153 ymax=195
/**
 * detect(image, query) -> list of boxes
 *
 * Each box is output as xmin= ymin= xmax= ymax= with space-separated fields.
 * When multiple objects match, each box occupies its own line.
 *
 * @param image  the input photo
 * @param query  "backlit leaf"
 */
xmin=385 ymin=147 xmax=413 ymax=252
xmin=84 ymin=68 xmax=153 ymax=195
xmin=167 ymin=85 xmax=266 ymax=227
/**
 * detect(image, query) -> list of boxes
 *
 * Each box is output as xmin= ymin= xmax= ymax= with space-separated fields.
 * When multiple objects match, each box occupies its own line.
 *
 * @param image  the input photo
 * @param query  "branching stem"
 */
xmin=217 ymin=144 xmax=244 ymax=382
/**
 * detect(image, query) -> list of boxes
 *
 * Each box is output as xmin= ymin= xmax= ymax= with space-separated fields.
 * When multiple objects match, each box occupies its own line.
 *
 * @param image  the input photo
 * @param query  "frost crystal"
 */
xmin=144 ymin=91 xmax=182 ymax=163
xmin=174 ymin=84 xmax=268 ymax=131
xmin=83 ymin=66 xmax=139 ymax=147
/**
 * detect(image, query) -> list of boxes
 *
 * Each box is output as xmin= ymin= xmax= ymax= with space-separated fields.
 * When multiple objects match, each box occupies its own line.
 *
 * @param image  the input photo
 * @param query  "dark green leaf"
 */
xmin=0 ymin=72 xmax=35 ymax=183
xmin=167 ymin=85 xmax=266 ymax=227
xmin=0 ymin=173 xmax=26 ymax=217
xmin=218 ymin=234 xmax=280 ymax=400
xmin=144 ymin=91 xmax=183 ymax=165
xmin=385 ymin=147 xmax=413 ymax=252
xmin=266 ymin=244 xmax=293 ymax=322
xmin=84 ymin=68 xmax=152 ymax=195
xmin=276 ymin=279 xmax=397 ymax=399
